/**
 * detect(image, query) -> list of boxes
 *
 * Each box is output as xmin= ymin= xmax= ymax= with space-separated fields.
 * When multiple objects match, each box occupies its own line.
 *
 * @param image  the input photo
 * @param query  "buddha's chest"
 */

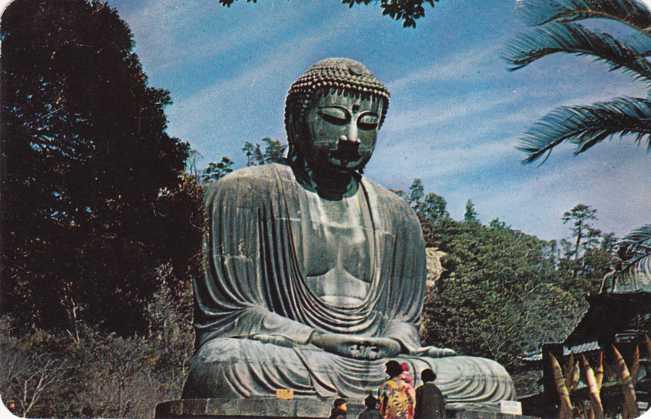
xmin=287 ymin=190 xmax=374 ymax=305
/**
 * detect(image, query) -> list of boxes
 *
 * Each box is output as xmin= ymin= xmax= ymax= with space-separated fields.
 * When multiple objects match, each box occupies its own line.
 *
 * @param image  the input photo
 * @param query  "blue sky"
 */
xmin=102 ymin=1 xmax=648 ymax=240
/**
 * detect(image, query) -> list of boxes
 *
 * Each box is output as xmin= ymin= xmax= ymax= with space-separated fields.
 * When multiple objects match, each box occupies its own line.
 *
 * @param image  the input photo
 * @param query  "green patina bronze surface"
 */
xmin=182 ymin=58 xmax=515 ymax=405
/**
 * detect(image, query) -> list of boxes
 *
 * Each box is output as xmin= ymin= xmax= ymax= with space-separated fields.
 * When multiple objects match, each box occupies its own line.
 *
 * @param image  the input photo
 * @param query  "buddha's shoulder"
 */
xmin=362 ymin=177 xmax=415 ymax=218
xmin=205 ymin=163 xmax=290 ymax=198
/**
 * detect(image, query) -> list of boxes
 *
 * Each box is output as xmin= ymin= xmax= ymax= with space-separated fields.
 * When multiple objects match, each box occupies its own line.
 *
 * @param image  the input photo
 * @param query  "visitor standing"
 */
xmin=414 ymin=369 xmax=446 ymax=419
xmin=380 ymin=360 xmax=415 ymax=419
xmin=330 ymin=398 xmax=348 ymax=419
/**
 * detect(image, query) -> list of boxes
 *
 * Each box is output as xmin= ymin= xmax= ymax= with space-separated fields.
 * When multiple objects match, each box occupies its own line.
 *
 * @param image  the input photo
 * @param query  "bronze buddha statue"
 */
xmin=182 ymin=58 xmax=515 ymax=406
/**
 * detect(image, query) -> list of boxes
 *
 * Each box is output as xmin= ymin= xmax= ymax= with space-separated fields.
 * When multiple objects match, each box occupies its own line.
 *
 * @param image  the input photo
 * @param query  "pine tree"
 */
xmin=464 ymin=199 xmax=479 ymax=223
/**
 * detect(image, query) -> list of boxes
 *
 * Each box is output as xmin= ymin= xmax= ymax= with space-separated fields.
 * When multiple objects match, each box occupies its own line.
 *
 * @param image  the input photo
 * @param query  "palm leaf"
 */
xmin=618 ymin=224 xmax=651 ymax=259
xmin=625 ymin=30 xmax=651 ymax=56
xmin=601 ymin=225 xmax=651 ymax=293
xmin=505 ymin=22 xmax=651 ymax=81
xmin=518 ymin=96 xmax=651 ymax=163
xmin=516 ymin=0 xmax=651 ymax=33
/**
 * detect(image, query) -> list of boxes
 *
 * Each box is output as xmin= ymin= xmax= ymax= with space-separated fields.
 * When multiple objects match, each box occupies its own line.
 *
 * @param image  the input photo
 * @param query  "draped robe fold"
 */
xmin=183 ymin=163 xmax=515 ymax=404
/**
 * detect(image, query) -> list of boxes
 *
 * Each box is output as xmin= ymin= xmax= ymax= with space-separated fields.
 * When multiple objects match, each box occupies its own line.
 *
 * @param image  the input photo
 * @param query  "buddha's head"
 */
xmin=285 ymin=58 xmax=390 ymax=174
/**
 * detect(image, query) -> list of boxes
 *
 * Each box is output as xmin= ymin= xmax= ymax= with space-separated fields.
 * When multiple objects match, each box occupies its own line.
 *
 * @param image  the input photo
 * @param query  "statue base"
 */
xmin=155 ymin=398 xmax=331 ymax=418
xmin=155 ymin=399 xmax=537 ymax=419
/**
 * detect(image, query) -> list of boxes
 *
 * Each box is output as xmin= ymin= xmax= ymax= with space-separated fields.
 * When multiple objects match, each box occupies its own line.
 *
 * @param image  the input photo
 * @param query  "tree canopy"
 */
xmin=405 ymin=182 xmax=616 ymax=393
xmin=0 ymin=0 xmax=198 ymax=335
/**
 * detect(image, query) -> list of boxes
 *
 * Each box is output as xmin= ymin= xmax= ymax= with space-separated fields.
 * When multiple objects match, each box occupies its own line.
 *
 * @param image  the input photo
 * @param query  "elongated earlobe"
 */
xmin=286 ymin=112 xmax=302 ymax=164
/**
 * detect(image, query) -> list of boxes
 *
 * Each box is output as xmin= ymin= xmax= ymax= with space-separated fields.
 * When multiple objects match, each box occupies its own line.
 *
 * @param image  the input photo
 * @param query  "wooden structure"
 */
xmin=519 ymin=231 xmax=651 ymax=418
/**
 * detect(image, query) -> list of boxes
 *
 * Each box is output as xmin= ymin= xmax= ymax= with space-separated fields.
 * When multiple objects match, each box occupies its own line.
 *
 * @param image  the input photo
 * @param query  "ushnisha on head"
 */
xmin=285 ymin=58 xmax=390 ymax=131
xmin=284 ymin=58 xmax=390 ymax=174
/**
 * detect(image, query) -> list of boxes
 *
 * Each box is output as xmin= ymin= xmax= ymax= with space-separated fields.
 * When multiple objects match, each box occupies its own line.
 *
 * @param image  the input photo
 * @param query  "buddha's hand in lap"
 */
xmin=250 ymin=334 xmax=298 ymax=348
xmin=309 ymin=332 xmax=401 ymax=360
xmin=413 ymin=346 xmax=457 ymax=358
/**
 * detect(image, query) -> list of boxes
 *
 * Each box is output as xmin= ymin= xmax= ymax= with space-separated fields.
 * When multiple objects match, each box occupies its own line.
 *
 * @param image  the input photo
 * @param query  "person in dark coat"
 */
xmin=358 ymin=394 xmax=382 ymax=419
xmin=330 ymin=398 xmax=348 ymax=419
xmin=414 ymin=369 xmax=446 ymax=419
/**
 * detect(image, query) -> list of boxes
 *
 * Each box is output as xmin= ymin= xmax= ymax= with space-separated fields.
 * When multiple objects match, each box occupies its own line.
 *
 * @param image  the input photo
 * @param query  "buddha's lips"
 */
xmin=332 ymin=141 xmax=360 ymax=161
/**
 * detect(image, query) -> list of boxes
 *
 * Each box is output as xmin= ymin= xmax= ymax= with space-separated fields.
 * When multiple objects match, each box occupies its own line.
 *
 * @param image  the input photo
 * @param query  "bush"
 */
xmin=0 ymin=264 xmax=194 ymax=418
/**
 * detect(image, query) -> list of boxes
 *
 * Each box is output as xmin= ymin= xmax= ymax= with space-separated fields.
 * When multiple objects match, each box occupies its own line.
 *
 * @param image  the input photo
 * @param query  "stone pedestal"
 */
xmin=155 ymin=398 xmax=538 ymax=419
xmin=155 ymin=398 xmax=333 ymax=419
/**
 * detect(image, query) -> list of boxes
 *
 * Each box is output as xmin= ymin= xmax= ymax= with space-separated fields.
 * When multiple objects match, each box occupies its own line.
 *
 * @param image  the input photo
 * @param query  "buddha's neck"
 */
xmin=293 ymin=158 xmax=359 ymax=199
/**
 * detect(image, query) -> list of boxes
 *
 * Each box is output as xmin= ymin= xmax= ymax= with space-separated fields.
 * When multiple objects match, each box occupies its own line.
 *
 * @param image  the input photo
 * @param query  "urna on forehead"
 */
xmin=284 ymin=57 xmax=391 ymax=130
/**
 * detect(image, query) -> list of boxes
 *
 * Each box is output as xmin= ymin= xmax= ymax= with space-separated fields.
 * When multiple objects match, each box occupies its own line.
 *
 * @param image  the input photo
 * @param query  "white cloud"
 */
xmin=0 ymin=0 xmax=12 ymax=16
xmin=387 ymin=43 xmax=504 ymax=93
xmin=118 ymin=0 xmax=313 ymax=73
xmin=382 ymin=89 xmax=522 ymax=134
xmin=369 ymin=136 xmax=520 ymax=183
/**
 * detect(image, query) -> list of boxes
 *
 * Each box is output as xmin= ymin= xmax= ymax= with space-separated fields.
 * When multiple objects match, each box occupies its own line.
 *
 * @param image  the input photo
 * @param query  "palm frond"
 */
xmin=516 ymin=0 xmax=651 ymax=33
xmin=624 ymin=31 xmax=651 ymax=56
xmin=518 ymin=96 xmax=651 ymax=163
xmin=618 ymin=224 xmax=651 ymax=257
xmin=611 ymin=225 xmax=651 ymax=292
xmin=505 ymin=22 xmax=651 ymax=81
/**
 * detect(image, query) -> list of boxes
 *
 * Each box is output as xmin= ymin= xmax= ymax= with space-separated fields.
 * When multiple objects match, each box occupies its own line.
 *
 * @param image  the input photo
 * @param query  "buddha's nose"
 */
xmin=340 ymin=124 xmax=359 ymax=143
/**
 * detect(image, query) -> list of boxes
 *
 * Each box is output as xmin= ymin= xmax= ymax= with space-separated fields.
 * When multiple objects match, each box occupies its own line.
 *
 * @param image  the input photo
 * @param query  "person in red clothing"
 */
xmin=400 ymin=362 xmax=414 ymax=387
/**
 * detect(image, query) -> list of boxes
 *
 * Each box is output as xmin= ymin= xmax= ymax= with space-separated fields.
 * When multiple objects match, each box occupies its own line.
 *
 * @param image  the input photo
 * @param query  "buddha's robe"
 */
xmin=182 ymin=163 xmax=515 ymax=404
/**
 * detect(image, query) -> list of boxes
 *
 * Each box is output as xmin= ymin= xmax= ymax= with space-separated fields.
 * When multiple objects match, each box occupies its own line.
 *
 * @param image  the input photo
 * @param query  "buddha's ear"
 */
xmin=285 ymin=111 xmax=300 ymax=164
xmin=286 ymin=111 xmax=304 ymax=150
xmin=287 ymin=112 xmax=297 ymax=139
xmin=376 ymin=95 xmax=387 ymax=131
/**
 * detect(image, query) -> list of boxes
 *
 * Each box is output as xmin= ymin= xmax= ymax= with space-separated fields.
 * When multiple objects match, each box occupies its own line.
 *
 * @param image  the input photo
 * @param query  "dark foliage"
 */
xmin=517 ymin=97 xmax=651 ymax=163
xmin=421 ymin=218 xmax=579 ymax=364
xmin=242 ymin=137 xmax=287 ymax=167
xmin=506 ymin=22 xmax=651 ymax=78
xmin=0 ymin=0 xmax=200 ymax=335
xmin=201 ymin=156 xmax=234 ymax=183
xmin=201 ymin=137 xmax=287 ymax=184
xmin=218 ymin=0 xmax=439 ymax=28
xmin=516 ymin=0 xmax=651 ymax=29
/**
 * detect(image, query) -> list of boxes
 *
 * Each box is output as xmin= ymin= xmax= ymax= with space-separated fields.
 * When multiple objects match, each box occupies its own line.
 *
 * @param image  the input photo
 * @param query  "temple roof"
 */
xmin=522 ymin=292 xmax=651 ymax=364
xmin=522 ymin=340 xmax=600 ymax=362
